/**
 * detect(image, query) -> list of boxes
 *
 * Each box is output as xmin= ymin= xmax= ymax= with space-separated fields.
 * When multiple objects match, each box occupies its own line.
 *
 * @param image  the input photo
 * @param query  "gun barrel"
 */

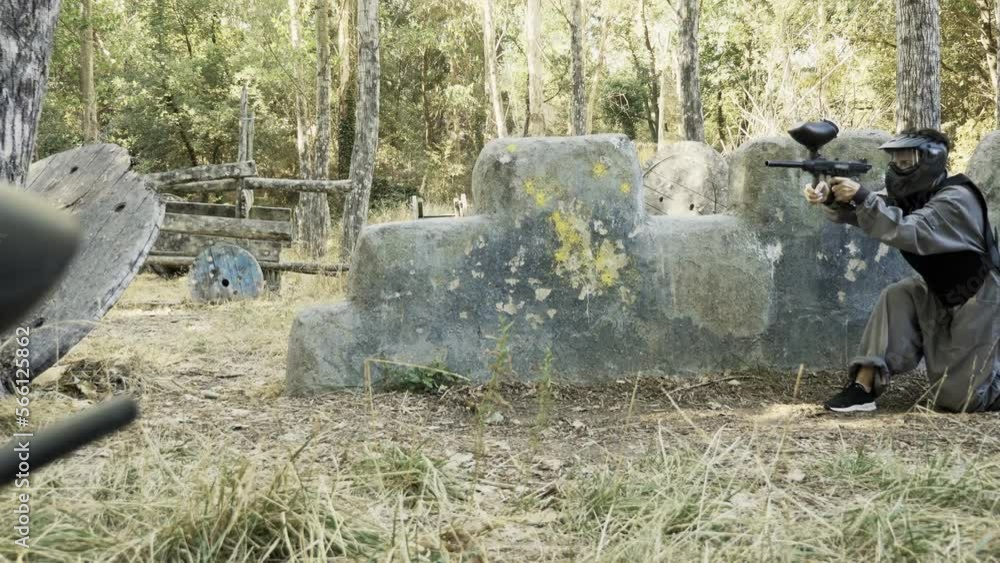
xmin=764 ymin=160 xmax=806 ymax=168
xmin=1 ymin=395 xmax=139 ymax=486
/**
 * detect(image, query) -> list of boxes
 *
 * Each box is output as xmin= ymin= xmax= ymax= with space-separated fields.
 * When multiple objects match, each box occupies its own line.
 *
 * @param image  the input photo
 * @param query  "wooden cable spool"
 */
xmin=188 ymin=243 xmax=265 ymax=303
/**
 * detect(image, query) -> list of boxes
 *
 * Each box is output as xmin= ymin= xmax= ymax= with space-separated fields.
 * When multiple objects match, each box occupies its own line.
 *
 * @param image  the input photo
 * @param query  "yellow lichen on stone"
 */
xmin=506 ymin=144 xmax=518 ymax=153
xmin=549 ymin=204 xmax=632 ymax=299
xmin=523 ymin=179 xmax=547 ymax=207
xmin=594 ymin=240 xmax=628 ymax=288
xmin=619 ymin=182 xmax=631 ymax=194
xmin=550 ymin=210 xmax=588 ymax=265
xmin=592 ymin=162 xmax=608 ymax=178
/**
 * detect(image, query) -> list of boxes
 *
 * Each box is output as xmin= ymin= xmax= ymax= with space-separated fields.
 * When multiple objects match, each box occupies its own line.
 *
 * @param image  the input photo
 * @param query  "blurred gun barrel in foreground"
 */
xmin=1 ymin=396 xmax=138 ymax=485
xmin=0 ymin=184 xmax=139 ymax=486
xmin=765 ymin=119 xmax=873 ymax=203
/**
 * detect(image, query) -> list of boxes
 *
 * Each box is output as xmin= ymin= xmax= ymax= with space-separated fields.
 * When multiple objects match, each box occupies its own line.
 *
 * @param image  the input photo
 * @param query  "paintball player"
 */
xmin=802 ymin=129 xmax=1000 ymax=413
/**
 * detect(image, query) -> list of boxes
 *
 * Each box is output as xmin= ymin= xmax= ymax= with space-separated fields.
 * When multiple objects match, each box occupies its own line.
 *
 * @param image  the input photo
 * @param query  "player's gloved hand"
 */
xmin=830 ymin=176 xmax=862 ymax=203
xmin=803 ymin=181 xmax=830 ymax=205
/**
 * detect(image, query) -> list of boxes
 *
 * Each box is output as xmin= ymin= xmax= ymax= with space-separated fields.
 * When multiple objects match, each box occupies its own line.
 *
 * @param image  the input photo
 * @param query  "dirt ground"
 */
xmin=7 ymin=272 xmax=1000 ymax=561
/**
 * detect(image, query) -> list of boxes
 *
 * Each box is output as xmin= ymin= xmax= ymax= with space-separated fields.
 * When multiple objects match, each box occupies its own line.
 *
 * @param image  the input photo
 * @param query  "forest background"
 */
xmin=36 ymin=0 xmax=1000 ymax=214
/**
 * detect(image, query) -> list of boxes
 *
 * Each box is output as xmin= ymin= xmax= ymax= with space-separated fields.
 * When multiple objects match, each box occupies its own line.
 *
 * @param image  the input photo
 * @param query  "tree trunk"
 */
xmin=289 ymin=0 xmax=310 ymax=178
xmin=895 ymin=0 xmax=941 ymax=131
xmin=569 ymin=0 xmax=586 ymax=136
xmin=422 ymin=48 xmax=433 ymax=148
xmin=483 ymin=0 xmax=507 ymax=137
xmin=502 ymin=90 xmax=516 ymax=134
xmin=997 ymin=0 xmax=1000 ymax=128
xmin=715 ymin=89 xmax=727 ymax=150
xmin=296 ymin=0 xmax=333 ymax=257
xmin=335 ymin=0 xmax=354 ymax=177
xmin=657 ymin=59 xmax=671 ymax=151
xmin=736 ymin=41 xmax=752 ymax=146
xmin=526 ymin=0 xmax=546 ymax=136
xmin=340 ymin=0 xmax=380 ymax=261
xmin=81 ymin=0 xmax=98 ymax=143
xmin=638 ymin=0 xmax=659 ymax=142
xmin=975 ymin=0 xmax=998 ymax=113
xmin=586 ymin=7 xmax=610 ymax=134
xmin=313 ymin=0 xmax=333 ymax=180
xmin=0 ymin=0 xmax=63 ymax=187
xmin=676 ymin=0 xmax=704 ymax=142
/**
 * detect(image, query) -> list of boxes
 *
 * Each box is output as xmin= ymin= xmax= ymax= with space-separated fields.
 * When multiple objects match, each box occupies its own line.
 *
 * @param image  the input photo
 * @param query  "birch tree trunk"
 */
xmin=526 ymin=0 xmax=546 ymax=136
xmin=676 ymin=0 xmax=704 ymax=142
xmin=296 ymin=0 xmax=333 ymax=257
xmin=569 ymin=0 xmax=586 ymax=136
xmin=340 ymin=0 xmax=380 ymax=261
xmin=895 ymin=0 xmax=941 ymax=131
xmin=289 ymin=0 xmax=310 ymax=178
xmin=81 ymin=0 xmax=98 ymax=143
xmin=586 ymin=8 xmax=610 ymax=134
xmin=483 ymin=0 xmax=507 ymax=137
xmin=0 ymin=0 xmax=63 ymax=187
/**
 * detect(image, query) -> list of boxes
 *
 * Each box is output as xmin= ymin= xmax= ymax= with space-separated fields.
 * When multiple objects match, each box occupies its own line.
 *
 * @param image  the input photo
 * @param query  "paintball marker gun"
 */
xmin=0 ymin=184 xmax=138 ymax=486
xmin=765 ymin=119 xmax=872 ymax=204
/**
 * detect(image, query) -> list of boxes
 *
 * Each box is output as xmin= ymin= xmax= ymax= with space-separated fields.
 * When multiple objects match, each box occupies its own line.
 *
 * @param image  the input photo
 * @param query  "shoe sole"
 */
xmin=826 ymin=402 xmax=876 ymax=413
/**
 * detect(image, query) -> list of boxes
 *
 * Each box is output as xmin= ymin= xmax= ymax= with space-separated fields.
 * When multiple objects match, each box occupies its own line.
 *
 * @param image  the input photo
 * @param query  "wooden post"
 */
xmin=411 ymin=195 xmax=423 ymax=219
xmin=236 ymin=85 xmax=255 ymax=219
xmin=453 ymin=194 xmax=468 ymax=217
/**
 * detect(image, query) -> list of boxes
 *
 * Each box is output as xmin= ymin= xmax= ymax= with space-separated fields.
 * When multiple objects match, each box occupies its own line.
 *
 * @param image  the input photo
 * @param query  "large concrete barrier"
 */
xmin=286 ymin=133 xmax=911 ymax=394
xmin=967 ymin=131 xmax=1000 ymax=218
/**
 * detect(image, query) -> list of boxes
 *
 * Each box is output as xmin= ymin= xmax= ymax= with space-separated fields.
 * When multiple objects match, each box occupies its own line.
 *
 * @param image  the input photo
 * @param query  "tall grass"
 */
xmin=6 ymin=413 xmax=996 ymax=562
xmin=559 ymin=427 xmax=1000 ymax=562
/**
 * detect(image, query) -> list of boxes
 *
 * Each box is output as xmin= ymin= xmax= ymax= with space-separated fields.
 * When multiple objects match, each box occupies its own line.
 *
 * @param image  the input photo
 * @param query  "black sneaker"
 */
xmin=824 ymin=382 xmax=877 ymax=413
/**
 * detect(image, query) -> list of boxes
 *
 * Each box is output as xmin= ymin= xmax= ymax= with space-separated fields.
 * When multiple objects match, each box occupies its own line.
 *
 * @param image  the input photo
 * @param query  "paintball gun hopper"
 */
xmin=765 ymin=119 xmax=872 ymax=204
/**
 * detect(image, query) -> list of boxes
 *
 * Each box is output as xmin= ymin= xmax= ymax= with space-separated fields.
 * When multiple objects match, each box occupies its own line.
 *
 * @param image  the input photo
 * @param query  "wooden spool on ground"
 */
xmin=188 ymin=243 xmax=264 ymax=303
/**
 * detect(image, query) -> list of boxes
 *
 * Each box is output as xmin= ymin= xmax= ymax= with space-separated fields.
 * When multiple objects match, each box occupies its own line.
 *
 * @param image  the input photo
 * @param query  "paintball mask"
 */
xmin=879 ymin=132 xmax=949 ymax=204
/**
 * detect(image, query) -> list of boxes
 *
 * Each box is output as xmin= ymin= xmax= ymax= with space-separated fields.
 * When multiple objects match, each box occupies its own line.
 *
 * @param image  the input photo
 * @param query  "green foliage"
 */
xmin=600 ymin=75 xmax=649 ymax=140
xmin=379 ymin=360 xmax=463 ymax=394
xmin=336 ymin=83 xmax=355 ymax=178
xmin=35 ymin=0 xmax=999 ymax=208
xmin=371 ymin=175 xmax=420 ymax=207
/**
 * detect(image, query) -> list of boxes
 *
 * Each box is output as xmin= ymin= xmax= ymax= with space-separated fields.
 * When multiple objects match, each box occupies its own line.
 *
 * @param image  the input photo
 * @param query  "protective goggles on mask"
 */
xmin=888 ymin=149 xmax=920 ymax=174
xmin=879 ymin=134 xmax=947 ymax=175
